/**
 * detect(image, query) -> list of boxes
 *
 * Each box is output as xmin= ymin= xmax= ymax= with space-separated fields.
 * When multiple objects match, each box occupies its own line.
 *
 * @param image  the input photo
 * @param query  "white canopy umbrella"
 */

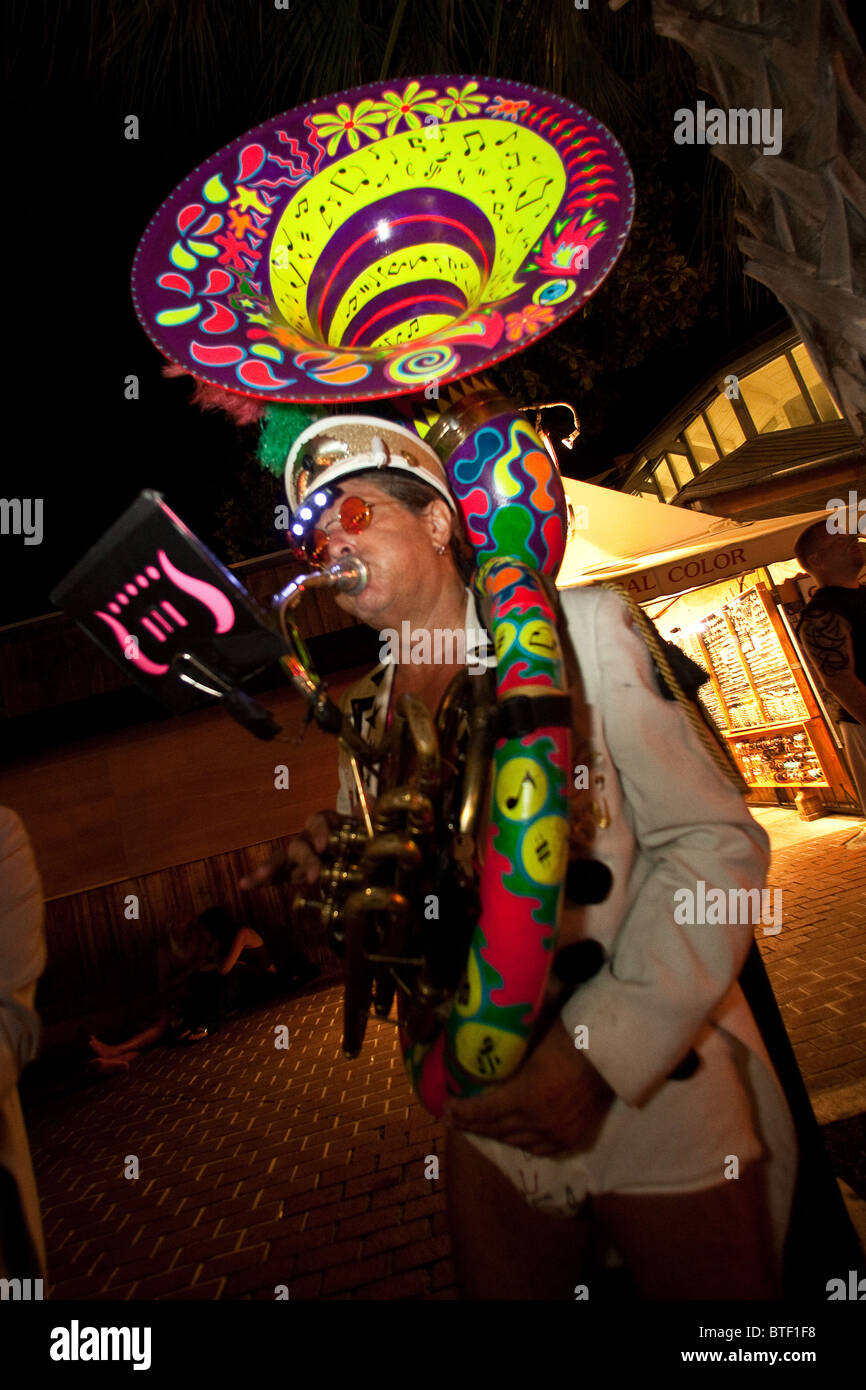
xmin=557 ymin=478 xmax=829 ymax=601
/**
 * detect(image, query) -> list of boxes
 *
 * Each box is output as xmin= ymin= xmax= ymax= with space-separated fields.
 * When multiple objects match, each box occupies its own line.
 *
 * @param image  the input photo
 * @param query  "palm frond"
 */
xmin=380 ymin=0 xmax=410 ymax=80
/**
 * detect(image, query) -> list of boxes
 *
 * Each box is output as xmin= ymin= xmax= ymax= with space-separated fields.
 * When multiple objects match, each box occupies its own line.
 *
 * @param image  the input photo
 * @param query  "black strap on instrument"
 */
xmin=494 ymin=692 xmax=573 ymax=740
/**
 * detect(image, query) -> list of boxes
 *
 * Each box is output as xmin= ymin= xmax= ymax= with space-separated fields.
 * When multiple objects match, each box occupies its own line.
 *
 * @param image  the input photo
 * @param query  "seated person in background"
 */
xmin=181 ymin=907 xmax=280 ymax=1038
xmin=196 ymin=906 xmax=276 ymax=978
xmin=88 ymin=908 xmax=286 ymax=1071
xmin=197 ymin=906 xmax=321 ymax=992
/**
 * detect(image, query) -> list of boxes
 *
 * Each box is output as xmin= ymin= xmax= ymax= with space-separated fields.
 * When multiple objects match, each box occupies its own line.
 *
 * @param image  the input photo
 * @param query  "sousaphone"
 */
xmin=131 ymin=74 xmax=634 ymax=1113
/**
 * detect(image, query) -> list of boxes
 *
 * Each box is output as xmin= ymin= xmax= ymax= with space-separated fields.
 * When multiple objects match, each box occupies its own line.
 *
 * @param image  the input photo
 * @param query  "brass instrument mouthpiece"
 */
xmin=273 ymin=556 xmax=369 ymax=614
xmin=327 ymin=556 xmax=369 ymax=593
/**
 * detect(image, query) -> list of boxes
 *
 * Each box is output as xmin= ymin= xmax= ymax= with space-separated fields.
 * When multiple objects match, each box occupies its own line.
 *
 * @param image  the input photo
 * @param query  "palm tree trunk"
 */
xmin=652 ymin=0 xmax=866 ymax=437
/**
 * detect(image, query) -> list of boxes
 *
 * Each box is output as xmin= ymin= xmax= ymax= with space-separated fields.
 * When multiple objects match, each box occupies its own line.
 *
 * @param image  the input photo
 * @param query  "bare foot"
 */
xmin=89 ymin=1035 xmax=126 ymax=1059
xmin=86 ymin=1056 xmax=131 ymax=1075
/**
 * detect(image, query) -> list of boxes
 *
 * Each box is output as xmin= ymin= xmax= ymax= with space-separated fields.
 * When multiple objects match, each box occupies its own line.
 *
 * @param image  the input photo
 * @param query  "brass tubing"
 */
xmin=342 ymin=886 xmax=410 ymax=1057
xmin=436 ymin=668 xmax=470 ymax=733
xmin=343 ymin=886 xmax=411 ymax=927
xmin=273 ymin=556 xmax=369 ymax=612
xmin=361 ymin=834 xmax=423 ymax=870
xmin=273 ymin=556 xmax=382 ymax=763
xmin=396 ymin=693 xmax=440 ymax=799
xmin=459 ymin=669 xmax=497 ymax=840
xmin=373 ymin=787 xmax=434 ymax=834
xmin=346 ymin=750 xmax=375 ymax=837
xmin=425 ymin=390 xmax=514 ymax=461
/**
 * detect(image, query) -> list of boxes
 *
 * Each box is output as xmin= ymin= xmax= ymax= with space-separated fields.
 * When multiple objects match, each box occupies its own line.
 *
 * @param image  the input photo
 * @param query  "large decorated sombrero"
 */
xmin=132 ymin=74 xmax=634 ymax=404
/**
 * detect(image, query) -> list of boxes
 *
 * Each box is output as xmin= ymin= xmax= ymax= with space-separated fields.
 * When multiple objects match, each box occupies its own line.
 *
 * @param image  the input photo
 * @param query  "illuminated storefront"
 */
xmin=558 ymin=485 xmax=862 ymax=818
xmin=574 ymin=323 xmax=864 ymax=816
xmin=649 ymin=569 xmax=858 ymax=813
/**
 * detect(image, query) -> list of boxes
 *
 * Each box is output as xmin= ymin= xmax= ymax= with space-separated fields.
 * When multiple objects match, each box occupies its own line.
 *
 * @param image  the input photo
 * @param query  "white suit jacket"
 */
xmin=555 ymin=586 xmax=781 ymax=1101
xmin=337 ymin=586 xmax=796 ymax=1224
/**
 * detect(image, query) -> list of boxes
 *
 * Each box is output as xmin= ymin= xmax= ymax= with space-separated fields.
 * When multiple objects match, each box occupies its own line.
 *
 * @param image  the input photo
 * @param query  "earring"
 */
xmin=436 ymin=543 xmax=446 ymax=555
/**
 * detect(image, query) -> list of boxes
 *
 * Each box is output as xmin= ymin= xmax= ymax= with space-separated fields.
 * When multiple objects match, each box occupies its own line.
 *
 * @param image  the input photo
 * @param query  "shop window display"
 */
xmin=669 ymin=583 xmax=846 ymax=793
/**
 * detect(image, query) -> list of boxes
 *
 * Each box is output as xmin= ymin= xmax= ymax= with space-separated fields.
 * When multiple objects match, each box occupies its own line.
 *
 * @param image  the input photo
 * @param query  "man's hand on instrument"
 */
xmin=442 ymin=1019 xmax=616 ymax=1157
xmin=239 ymin=811 xmax=339 ymax=891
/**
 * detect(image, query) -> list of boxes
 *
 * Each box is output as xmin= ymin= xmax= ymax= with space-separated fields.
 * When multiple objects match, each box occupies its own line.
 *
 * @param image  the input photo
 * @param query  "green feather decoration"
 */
xmin=256 ymin=402 xmax=328 ymax=478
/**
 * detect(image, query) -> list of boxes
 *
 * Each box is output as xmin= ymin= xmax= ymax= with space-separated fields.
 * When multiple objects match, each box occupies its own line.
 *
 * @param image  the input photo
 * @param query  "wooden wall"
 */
xmin=1 ymin=669 xmax=366 ymax=1042
xmin=37 ymin=835 xmax=341 ymax=1043
xmin=0 ymin=670 xmax=363 ymax=901
xmin=0 ymin=552 xmax=370 ymax=1043
xmin=0 ymin=550 xmax=358 ymax=720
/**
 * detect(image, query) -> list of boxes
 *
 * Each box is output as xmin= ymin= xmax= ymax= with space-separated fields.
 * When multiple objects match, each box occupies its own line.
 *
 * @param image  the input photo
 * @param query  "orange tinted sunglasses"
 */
xmin=306 ymin=496 xmax=379 ymax=564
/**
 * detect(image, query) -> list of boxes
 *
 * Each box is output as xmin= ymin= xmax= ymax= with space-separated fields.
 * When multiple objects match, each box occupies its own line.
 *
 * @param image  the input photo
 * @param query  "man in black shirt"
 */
xmin=794 ymin=522 xmax=866 ymax=845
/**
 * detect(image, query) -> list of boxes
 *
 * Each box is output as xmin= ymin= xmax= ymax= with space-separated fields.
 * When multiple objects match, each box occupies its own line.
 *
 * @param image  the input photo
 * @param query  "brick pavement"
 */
xmin=754 ymin=810 xmax=866 ymax=1116
xmin=20 ymin=813 xmax=866 ymax=1300
xmin=25 ymin=988 xmax=452 ymax=1301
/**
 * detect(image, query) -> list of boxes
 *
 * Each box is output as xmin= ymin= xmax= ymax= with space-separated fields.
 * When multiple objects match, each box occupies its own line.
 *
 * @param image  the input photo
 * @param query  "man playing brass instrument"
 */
xmin=244 ymin=415 xmax=799 ymax=1300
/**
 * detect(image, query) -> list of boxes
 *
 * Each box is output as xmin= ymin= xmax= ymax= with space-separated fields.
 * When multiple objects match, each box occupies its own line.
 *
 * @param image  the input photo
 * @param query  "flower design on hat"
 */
xmin=504 ymin=304 xmax=553 ymax=342
xmin=310 ymin=100 xmax=387 ymax=155
xmin=437 ymin=81 xmax=487 ymax=122
xmin=536 ymin=213 xmax=607 ymax=275
xmin=373 ymin=80 xmax=442 ymax=136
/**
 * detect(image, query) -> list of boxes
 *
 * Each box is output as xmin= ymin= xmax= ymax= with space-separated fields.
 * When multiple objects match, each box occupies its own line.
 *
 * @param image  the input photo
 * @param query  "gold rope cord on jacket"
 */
xmin=600 ymin=582 xmax=750 ymax=796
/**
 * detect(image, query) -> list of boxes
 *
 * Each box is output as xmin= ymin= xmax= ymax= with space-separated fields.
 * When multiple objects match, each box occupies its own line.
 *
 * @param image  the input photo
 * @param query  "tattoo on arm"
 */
xmin=800 ymin=608 xmax=854 ymax=678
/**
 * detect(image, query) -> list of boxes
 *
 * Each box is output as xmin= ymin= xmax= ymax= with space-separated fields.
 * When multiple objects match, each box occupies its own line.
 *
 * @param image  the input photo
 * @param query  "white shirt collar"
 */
xmin=464 ymin=587 xmax=496 ymax=670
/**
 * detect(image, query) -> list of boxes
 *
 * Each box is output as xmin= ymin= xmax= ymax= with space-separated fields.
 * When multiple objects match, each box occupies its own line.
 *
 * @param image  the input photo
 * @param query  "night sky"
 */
xmin=3 ymin=1 xmax=781 ymax=629
xmin=5 ymin=5 xmax=262 ymax=627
